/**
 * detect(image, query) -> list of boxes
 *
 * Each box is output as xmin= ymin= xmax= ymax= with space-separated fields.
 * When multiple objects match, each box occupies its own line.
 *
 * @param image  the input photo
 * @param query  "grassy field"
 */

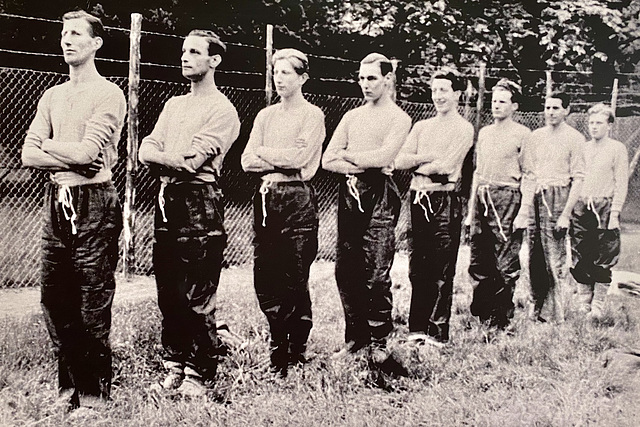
xmin=1 ymin=252 xmax=640 ymax=426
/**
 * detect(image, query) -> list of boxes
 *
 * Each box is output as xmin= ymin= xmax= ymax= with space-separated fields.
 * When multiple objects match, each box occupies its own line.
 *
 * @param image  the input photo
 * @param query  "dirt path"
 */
xmin=2 ymin=255 xmax=639 ymax=318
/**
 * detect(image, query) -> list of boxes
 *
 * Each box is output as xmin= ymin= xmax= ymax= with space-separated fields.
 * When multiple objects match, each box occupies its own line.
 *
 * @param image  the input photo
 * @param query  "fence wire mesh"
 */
xmin=1 ymin=66 xmax=639 ymax=287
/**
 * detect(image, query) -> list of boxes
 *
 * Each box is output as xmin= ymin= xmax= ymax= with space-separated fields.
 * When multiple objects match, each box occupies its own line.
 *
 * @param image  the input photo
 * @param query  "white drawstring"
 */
xmin=586 ymin=197 xmax=601 ymax=228
xmin=478 ymin=185 xmax=507 ymax=242
xmin=346 ymin=175 xmax=364 ymax=213
xmin=536 ymin=184 xmax=553 ymax=218
xmin=158 ymin=182 xmax=168 ymax=223
xmin=57 ymin=185 xmax=77 ymax=235
xmin=259 ymin=180 xmax=272 ymax=227
xmin=413 ymin=190 xmax=434 ymax=222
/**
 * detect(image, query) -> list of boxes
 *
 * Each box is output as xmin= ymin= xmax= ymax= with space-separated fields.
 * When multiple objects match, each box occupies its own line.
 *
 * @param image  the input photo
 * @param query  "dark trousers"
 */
xmin=570 ymin=198 xmax=620 ymax=286
xmin=468 ymin=186 xmax=523 ymax=327
xmin=408 ymin=190 xmax=462 ymax=343
xmin=336 ymin=172 xmax=400 ymax=349
xmin=153 ymin=182 xmax=226 ymax=383
xmin=253 ymin=181 xmax=318 ymax=365
xmin=41 ymin=181 xmax=122 ymax=404
xmin=529 ymin=185 xmax=570 ymax=322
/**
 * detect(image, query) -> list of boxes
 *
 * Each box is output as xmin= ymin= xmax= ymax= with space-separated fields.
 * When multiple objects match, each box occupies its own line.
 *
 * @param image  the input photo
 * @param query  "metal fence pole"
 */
xmin=123 ymin=13 xmax=142 ymax=279
xmin=265 ymin=24 xmax=273 ymax=107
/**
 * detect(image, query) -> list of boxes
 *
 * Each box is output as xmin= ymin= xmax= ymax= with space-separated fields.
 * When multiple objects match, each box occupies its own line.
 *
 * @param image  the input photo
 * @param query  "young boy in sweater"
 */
xmin=570 ymin=103 xmax=628 ymax=318
xmin=465 ymin=79 xmax=531 ymax=329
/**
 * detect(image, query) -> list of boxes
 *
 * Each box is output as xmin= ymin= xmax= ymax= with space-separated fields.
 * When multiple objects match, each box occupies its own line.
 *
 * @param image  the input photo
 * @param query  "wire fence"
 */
xmin=1 ymin=14 xmax=640 ymax=288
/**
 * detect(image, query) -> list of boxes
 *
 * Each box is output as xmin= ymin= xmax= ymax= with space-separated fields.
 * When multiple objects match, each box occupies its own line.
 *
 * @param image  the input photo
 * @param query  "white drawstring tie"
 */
xmin=478 ymin=185 xmax=507 ymax=242
xmin=158 ymin=181 xmax=168 ymax=223
xmin=413 ymin=190 xmax=434 ymax=222
xmin=57 ymin=185 xmax=77 ymax=235
xmin=259 ymin=180 xmax=272 ymax=227
xmin=346 ymin=175 xmax=364 ymax=213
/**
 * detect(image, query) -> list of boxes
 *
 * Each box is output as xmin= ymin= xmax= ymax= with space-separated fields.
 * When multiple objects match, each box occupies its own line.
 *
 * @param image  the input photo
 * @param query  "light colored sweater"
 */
xmin=241 ymin=100 xmax=325 ymax=182
xmin=581 ymin=137 xmax=629 ymax=212
xmin=522 ymin=122 xmax=586 ymax=188
xmin=322 ymin=102 xmax=412 ymax=175
xmin=398 ymin=112 xmax=474 ymax=192
xmin=140 ymin=89 xmax=240 ymax=183
xmin=23 ymin=77 xmax=126 ymax=186
xmin=474 ymin=120 xmax=531 ymax=187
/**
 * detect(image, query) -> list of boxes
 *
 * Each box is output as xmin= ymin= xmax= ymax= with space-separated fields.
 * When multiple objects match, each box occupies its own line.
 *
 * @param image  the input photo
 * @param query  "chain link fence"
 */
xmin=1 ymin=66 xmax=639 ymax=287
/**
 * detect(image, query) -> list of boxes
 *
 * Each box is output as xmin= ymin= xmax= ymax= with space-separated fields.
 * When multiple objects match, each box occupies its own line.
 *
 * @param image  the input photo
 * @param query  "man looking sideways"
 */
xmin=322 ymin=53 xmax=411 ymax=359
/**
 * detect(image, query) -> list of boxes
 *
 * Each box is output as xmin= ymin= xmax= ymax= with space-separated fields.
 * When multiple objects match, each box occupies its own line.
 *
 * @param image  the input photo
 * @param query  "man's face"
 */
xmin=588 ymin=112 xmax=612 ymax=141
xmin=431 ymin=78 xmax=459 ymax=114
xmin=60 ymin=18 xmax=99 ymax=67
xmin=273 ymin=59 xmax=306 ymax=99
xmin=181 ymin=36 xmax=213 ymax=81
xmin=491 ymin=88 xmax=517 ymax=121
xmin=358 ymin=62 xmax=387 ymax=102
xmin=544 ymin=97 xmax=569 ymax=126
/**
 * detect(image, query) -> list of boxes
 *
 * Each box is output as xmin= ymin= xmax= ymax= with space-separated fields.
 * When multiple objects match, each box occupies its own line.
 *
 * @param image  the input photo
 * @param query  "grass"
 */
xmin=1 ymin=254 xmax=640 ymax=426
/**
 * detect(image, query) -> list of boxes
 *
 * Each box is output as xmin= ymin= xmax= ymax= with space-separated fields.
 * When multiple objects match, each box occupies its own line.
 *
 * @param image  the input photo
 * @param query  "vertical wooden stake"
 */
xmin=475 ymin=63 xmax=486 ymax=135
xmin=265 ymin=24 xmax=273 ymax=107
xmin=123 ymin=12 xmax=142 ymax=279
xmin=546 ymin=70 xmax=553 ymax=97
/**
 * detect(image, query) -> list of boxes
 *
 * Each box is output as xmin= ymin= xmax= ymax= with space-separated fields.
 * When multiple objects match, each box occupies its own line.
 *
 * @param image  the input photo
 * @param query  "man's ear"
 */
xmin=301 ymin=72 xmax=309 ymax=85
xmin=93 ymin=36 xmax=103 ymax=51
xmin=210 ymin=54 xmax=222 ymax=68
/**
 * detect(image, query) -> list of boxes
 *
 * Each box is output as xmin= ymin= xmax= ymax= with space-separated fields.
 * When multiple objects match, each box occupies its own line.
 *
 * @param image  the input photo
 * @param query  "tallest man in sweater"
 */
xmin=22 ymin=10 xmax=126 ymax=410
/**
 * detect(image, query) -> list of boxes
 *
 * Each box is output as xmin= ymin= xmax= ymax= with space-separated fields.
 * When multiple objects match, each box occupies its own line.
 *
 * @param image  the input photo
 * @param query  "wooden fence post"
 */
xmin=475 ymin=63 xmax=486 ymax=136
xmin=123 ymin=13 xmax=142 ymax=279
xmin=265 ymin=24 xmax=273 ymax=107
xmin=546 ymin=70 xmax=553 ymax=97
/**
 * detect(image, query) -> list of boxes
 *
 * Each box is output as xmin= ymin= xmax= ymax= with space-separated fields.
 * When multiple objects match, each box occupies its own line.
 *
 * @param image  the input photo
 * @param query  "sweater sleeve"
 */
xmin=185 ymin=103 xmax=241 ymax=171
xmin=569 ymin=131 xmax=586 ymax=181
xmin=241 ymin=109 xmax=273 ymax=172
xmin=139 ymin=99 xmax=172 ymax=164
xmin=41 ymin=87 xmax=126 ymax=165
xmin=256 ymin=107 xmax=326 ymax=169
xmin=346 ymin=111 xmax=412 ymax=169
xmin=394 ymin=121 xmax=422 ymax=170
xmin=415 ymin=120 xmax=473 ymax=176
xmin=322 ymin=111 xmax=363 ymax=174
xmin=612 ymin=142 xmax=629 ymax=212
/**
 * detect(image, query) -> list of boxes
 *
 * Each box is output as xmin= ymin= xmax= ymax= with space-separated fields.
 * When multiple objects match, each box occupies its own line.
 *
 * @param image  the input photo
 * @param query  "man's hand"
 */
xmin=608 ymin=211 xmax=620 ymax=230
xmin=72 ymin=152 xmax=104 ymax=178
xmin=163 ymin=151 xmax=196 ymax=174
xmin=555 ymin=215 xmax=570 ymax=232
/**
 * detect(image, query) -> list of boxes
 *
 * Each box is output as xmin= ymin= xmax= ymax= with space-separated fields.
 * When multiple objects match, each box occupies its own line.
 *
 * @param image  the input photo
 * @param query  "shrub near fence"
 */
xmin=1 ymin=67 xmax=639 ymax=287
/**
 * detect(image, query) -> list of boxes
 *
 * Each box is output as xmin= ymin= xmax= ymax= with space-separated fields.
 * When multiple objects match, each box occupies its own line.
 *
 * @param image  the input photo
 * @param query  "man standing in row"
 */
xmin=138 ymin=30 xmax=240 ymax=396
xmin=395 ymin=69 xmax=474 ymax=347
xmin=570 ymin=104 xmax=628 ymax=318
xmin=514 ymin=92 xmax=585 ymax=323
xmin=465 ymin=79 xmax=531 ymax=329
xmin=322 ymin=53 xmax=411 ymax=358
xmin=22 ymin=10 xmax=126 ymax=410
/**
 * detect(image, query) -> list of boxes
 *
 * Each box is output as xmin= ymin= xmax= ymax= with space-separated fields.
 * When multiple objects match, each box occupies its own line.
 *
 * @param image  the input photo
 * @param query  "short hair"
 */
xmin=272 ymin=48 xmax=309 ymax=75
xmin=360 ymin=53 xmax=394 ymax=77
xmin=431 ymin=68 xmax=465 ymax=92
xmin=187 ymin=29 xmax=226 ymax=56
xmin=62 ymin=10 xmax=104 ymax=38
xmin=546 ymin=91 xmax=571 ymax=109
xmin=493 ymin=78 xmax=522 ymax=104
xmin=588 ymin=103 xmax=615 ymax=123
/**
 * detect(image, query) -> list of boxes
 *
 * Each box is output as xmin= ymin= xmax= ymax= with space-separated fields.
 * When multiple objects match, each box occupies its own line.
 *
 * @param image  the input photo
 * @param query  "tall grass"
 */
xmin=1 ymin=256 xmax=639 ymax=426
